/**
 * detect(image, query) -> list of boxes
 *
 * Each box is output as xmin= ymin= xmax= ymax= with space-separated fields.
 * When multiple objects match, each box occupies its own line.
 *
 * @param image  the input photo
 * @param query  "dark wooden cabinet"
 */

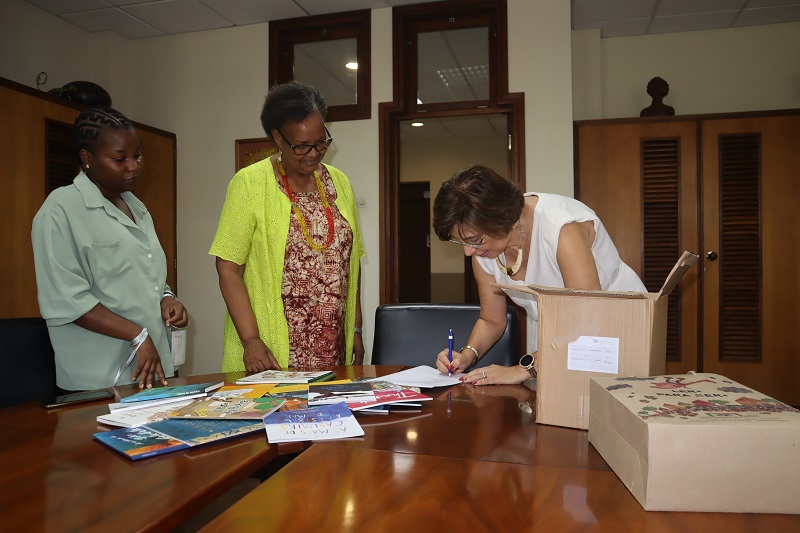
xmin=575 ymin=110 xmax=800 ymax=405
xmin=0 ymin=77 xmax=177 ymax=319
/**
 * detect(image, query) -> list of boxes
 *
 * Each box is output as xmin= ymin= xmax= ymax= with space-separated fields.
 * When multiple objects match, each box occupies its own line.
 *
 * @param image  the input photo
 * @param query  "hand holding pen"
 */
xmin=447 ymin=328 xmax=454 ymax=376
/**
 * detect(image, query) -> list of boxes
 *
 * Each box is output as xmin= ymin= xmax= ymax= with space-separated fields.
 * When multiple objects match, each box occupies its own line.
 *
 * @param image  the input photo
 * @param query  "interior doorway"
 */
xmin=397 ymin=113 xmax=510 ymax=304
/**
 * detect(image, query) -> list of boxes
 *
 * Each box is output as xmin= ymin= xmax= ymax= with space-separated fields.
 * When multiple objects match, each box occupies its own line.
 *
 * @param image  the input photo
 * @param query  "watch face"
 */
xmin=519 ymin=354 xmax=534 ymax=367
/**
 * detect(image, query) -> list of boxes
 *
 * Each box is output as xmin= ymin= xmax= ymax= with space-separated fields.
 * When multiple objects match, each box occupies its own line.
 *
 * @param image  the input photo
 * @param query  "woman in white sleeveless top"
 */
xmin=433 ymin=165 xmax=645 ymax=385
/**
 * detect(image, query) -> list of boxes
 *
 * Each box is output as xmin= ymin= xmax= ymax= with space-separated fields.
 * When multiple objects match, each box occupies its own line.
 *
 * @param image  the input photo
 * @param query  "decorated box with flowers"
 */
xmin=588 ymin=373 xmax=800 ymax=513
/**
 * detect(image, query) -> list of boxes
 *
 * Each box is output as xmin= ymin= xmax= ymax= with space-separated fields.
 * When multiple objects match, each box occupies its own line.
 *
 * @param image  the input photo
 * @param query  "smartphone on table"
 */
xmin=41 ymin=389 xmax=115 ymax=409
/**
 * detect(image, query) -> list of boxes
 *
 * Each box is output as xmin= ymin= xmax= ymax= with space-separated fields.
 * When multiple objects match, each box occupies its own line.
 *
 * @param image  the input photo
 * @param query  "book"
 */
xmin=269 ymin=379 xmax=351 ymax=395
xmin=347 ymin=389 xmax=432 ymax=412
xmin=94 ymin=425 xmax=190 ymax=460
xmin=119 ymin=382 xmax=224 ymax=404
xmin=97 ymin=398 xmax=197 ymax=428
xmin=94 ymin=418 xmax=264 ymax=460
xmin=236 ymin=370 xmax=335 ymax=385
xmin=307 ymin=381 xmax=375 ymax=406
xmin=210 ymin=383 xmax=275 ymax=399
xmin=270 ymin=389 xmax=309 ymax=411
xmin=169 ymin=397 xmax=285 ymax=420
xmin=108 ymin=393 xmax=208 ymax=412
xmin=262 ymin=402 xmax=364 ymax=443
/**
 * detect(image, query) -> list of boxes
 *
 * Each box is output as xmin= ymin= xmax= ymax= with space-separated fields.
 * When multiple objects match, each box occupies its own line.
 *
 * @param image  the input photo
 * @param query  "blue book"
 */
xmin=120 ymin=382 xmax=224 ymax=404
xmin=94 ymin=418 xmax=263 ymax=460
xmin=93 ymin=425 xmax=190 ymax=460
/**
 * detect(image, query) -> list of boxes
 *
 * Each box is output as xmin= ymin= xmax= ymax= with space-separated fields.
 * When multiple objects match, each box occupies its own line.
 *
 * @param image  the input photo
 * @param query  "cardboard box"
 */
xmin=498 ymin=251 xmax=698 ymax=430
xmin=589 ymin=373 xmax=800 ymax=513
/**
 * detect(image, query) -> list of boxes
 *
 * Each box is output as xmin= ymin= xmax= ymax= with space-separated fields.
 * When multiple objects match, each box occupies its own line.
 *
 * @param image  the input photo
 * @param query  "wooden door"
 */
xmin=398 ymin=181 xmax=431 ymax=302
xmin=701 ymin=114 xmax=800 ymax=404
xmin=575 ymin=119 xmax=700 ymax=374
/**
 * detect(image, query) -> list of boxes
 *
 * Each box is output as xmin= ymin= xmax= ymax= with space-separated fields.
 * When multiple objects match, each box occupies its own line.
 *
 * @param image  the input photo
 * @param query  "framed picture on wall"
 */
xmin=235 ymin=138 xmax=279 ymax=171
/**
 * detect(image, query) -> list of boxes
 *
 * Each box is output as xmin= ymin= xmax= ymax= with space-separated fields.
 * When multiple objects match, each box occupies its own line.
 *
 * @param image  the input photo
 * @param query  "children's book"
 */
xmin=307 ymin=381 xmax=375 ymax=406
xmin=108 ymin=393 xmax=207 ymax=412
xmin=347 ymin=389 xmax=433 ymax=411
xmin=262 ymin=402 xmax=364 ymax=443
xmin=269 ymin=379 xmax=351 ymax=395
xmin=169 ymin=397 xmax=285 ymax=420
xmin=236 ymin=370 xmax=335 ymax=385
xmin=210 ymin=383 xmax=275 ymax=399
xmin=93 ymin=425 xmax=190 ymax=460
xmin=270 ymin=389 xmax=309 ymax=411
xmin=119 ymin=382 xmax=224 ymax=404
xmin=97 ymin=398 xmax=196 ymax=428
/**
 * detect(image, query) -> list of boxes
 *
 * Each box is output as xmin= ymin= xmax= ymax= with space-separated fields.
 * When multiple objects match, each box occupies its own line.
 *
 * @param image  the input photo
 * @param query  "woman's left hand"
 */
xmin=161 ymin=296 xmax=189 ymax=328
xmin=461 ymin=364 xmax=529 ymax=386
xmin=352 ymin=332 xmax=365 ymax=365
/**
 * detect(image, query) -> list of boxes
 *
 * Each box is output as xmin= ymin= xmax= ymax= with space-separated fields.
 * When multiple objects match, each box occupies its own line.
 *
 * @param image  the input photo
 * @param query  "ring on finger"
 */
xmin=483 ymin=371 xmax=487 ymax=379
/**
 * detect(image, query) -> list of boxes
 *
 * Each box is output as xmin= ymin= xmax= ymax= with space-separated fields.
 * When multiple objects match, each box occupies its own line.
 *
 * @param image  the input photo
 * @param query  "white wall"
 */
xmin=4 ymin=0 xmax=799 ymax=372
xmin=573 ymin=22 xmax=800 ymax=120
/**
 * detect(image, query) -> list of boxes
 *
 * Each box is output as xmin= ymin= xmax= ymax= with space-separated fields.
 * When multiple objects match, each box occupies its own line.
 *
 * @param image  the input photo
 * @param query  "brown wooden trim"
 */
xmin=574 ymin=107 xmax=800 ymax=127
xmin=269 ymin=10 xmax=371 ymax=122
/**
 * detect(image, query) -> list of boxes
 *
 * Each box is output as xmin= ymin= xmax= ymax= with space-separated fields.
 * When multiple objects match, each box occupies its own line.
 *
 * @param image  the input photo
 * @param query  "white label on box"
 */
xmin=567 ymin=336 xmax=619 ymax=374
xmin=171 ymin=328 xmax=187 ymax=367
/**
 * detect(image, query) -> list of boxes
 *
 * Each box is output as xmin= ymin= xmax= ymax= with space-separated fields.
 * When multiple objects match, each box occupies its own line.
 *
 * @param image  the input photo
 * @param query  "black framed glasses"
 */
xmin=277 ymin=125 xmax=333 ymax=155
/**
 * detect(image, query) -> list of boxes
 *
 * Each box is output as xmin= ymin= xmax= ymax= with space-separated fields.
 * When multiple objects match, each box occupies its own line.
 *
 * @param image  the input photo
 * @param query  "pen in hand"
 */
xmin=448 ymin=328 xmax=454 ymax=376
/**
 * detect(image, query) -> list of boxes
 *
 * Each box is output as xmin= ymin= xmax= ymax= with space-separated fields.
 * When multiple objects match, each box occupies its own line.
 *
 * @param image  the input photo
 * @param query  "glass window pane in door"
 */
xmin=417 ymin=27 xmax=489 ymax=104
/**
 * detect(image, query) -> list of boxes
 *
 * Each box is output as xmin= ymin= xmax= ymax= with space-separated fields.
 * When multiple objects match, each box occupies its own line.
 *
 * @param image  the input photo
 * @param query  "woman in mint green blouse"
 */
xmin=32 ymin=107 xmax=188 ymax=391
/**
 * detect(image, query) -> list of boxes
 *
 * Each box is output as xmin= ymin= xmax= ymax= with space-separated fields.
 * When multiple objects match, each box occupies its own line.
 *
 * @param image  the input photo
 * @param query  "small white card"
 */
xmin=567 ymin=336 xmax=619 ymax=374
xmin=171 ymin=328 xmax=187 ymax=367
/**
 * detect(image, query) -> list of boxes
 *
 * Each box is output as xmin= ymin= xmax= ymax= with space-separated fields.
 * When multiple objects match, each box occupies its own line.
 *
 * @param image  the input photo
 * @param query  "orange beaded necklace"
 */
xmin=277 ymin=155 xmax=334 ymax=251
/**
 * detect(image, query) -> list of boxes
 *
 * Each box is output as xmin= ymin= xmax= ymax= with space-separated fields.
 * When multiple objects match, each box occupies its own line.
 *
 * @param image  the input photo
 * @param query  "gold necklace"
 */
xmin=496 ymin=221 xmax=523 ymax=276
xmin=277 ymin=155 xmax=334 ymax=251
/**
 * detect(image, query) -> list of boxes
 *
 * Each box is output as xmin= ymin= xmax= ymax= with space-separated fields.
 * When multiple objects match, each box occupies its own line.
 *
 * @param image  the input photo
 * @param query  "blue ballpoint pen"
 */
xmin=448 ymin=328 xmax=454 ymax=376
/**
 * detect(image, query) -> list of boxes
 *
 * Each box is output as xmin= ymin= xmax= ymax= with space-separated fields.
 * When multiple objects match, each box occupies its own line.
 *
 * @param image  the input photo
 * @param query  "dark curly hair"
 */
xmin=433 ymin=165 xmax=524 ymax=242
xmin=260 ymin=81 xmax=328 ymax=139
xmin=73 ymin=107 xmax=134 ymax=161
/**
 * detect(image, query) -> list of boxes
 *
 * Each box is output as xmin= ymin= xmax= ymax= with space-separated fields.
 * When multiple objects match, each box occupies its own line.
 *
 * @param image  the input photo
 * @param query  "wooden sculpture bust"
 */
xmin=640 ymin=76 xmax=675 ymax=117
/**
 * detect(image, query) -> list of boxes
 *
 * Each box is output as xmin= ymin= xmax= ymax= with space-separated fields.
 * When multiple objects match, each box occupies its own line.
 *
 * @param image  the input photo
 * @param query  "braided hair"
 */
xmin=73 ymin=107 xmax=134 ymax=162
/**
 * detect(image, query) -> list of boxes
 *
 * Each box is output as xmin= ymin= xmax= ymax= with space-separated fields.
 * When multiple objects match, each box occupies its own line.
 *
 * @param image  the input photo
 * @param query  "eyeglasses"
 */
xmin=448 ymin=234 xmax=486 ymax=249
xmin=277 ymin=125 xmax=333 ymax=155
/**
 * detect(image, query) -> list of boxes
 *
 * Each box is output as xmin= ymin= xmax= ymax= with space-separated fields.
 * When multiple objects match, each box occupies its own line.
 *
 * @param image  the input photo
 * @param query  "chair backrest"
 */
xmin=372 ymin=304 xmax=519 ymax=368
xmin=0 ymin=317 xmax=58 ymax=408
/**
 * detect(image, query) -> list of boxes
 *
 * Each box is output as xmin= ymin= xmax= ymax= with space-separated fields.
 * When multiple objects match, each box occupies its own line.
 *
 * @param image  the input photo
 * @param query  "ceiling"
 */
xmin=23 ymin=0 xmax=800 ymax=40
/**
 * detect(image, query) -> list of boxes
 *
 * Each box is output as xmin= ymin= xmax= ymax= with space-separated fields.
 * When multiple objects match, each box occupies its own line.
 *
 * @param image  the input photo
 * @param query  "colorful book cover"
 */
xmin=236 ymin=370 xmax=335 ymax=385
xmin=145 ymin=418 xmax=264 ymax=446
xmin=97 ymin=398 xmax=196 ymax=428
xmin=347 ymin=389 xmax=432 ymax=411
xmin=262 ymin=402 xmax=364 ymax=443
xmin=308 ymin=382 xmax=375 ymax=405
xmin=270 ymin=389 xmax=309 ymax=411
xmin=120 ymin=382 xmax=224 ymax=404
xmin=169 ymin=397 xmax=285 ymax=420
xmin=270 ymin=379 xmax=351 ymax=395
xmin=210 ymin=383 xmax=275 ymax=399
xmin=93 ymin=425 xmax=190 ymax=460
xmin=108 ymin=393 xmax=207 ymax=412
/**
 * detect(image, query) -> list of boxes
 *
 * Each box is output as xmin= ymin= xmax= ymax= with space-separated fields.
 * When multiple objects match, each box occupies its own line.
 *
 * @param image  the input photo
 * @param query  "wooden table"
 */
xmin=202 ymin=381 xmax=800 ymax=532
xmin=0 ymin=365 xmax=402 ymax=533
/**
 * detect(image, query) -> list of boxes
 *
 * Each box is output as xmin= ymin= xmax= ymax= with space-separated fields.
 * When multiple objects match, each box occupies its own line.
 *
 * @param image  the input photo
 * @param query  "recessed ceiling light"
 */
xmin=345 ymin=62 xmax=358 ymax=70
xmin=411 ymin=122 xmax=424 ymax=127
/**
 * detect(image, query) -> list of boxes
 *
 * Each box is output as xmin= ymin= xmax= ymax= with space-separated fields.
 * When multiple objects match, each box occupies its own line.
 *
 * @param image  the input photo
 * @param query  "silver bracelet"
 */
xmin=354 ymin=327 xmax=363 ymax=334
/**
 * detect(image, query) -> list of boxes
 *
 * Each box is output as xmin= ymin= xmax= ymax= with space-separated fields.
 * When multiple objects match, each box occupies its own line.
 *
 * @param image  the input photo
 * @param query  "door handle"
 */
xmin=706 ymin=251 xmax=718 ymax=261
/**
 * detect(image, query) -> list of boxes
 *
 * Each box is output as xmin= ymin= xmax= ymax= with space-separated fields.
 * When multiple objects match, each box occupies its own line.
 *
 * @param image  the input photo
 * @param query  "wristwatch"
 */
xmin=519 ymin=353 xmax=537 ymax=379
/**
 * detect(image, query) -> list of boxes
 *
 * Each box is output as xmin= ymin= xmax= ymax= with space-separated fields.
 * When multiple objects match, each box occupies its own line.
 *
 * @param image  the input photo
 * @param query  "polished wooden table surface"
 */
xmin=0 ymin=365 xmax=402 ymax=533
xmin=203 ymin=381 xmax=800 ymax=532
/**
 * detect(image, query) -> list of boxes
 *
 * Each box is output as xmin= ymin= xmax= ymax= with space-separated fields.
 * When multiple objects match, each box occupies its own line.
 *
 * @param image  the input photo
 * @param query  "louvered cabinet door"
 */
xmin=701 ymin=114 xmax=800 ymax=405
xmin=575 ymin=119 xmax=700 ymax=373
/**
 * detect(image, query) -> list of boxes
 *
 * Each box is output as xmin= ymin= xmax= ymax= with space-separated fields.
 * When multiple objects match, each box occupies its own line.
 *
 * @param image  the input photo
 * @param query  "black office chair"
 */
xmin=0 ymin=317 xmax=58 ymax=408
xmin=371 ymin=303 xmax=520 ymax=368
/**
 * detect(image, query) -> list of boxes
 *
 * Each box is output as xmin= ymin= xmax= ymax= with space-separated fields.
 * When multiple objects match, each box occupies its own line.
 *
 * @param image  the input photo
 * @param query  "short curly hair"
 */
xmin=433 ymin=165 xmax=524 ymax=242
xmin=260 ymin=81 xmax=328 ymax=139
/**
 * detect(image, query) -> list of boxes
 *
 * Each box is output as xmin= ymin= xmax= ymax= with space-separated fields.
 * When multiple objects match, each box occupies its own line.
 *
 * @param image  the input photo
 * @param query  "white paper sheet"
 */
xmin=375 ymin=365 xmax=464 ymax=388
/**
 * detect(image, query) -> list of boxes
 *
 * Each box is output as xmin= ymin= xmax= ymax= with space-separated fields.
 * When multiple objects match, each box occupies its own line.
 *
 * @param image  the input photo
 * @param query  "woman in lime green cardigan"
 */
xmin=210 ymin=82 xmax=364 ymax=372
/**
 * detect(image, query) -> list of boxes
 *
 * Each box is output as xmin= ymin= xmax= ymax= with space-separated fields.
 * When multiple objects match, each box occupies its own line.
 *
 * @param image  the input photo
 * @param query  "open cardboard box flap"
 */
xmin=494 ymin=251 xmax=698 ymax=300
